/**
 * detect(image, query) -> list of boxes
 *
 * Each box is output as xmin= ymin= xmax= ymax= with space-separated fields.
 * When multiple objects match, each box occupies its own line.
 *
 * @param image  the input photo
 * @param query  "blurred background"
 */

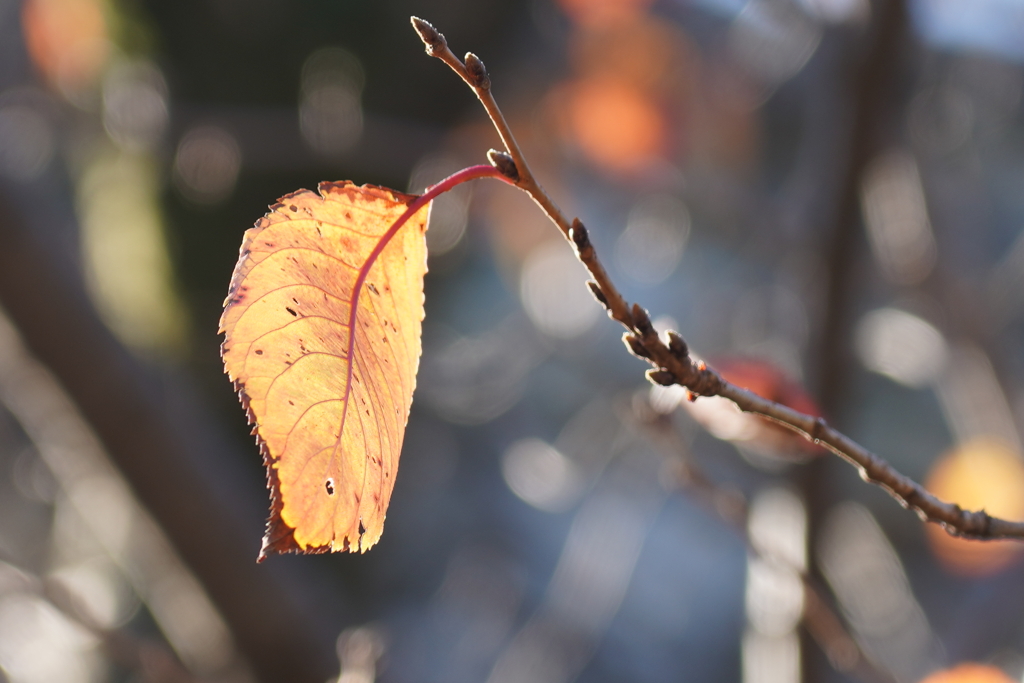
xmin=1 ymin=0 xmax=1024 ymax=682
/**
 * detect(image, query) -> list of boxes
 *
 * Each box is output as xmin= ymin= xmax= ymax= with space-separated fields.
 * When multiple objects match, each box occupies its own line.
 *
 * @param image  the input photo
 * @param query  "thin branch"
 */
xmin=408 ymin=18 xmax=1024 ymax=543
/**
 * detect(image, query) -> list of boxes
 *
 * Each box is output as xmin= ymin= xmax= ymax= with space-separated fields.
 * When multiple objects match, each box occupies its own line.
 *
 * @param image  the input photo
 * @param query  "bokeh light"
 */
xmin=818 ymin=503 xmax=938 ymax=682
xmin=728 ymin=0 xmax=822 ymax=86
xmin=102 ymin=61 xmax=169 ymax=153
xmin=556 ymin=0 xmax=655 ymax=28
xmin=567 ymin=14 xmax=695 ymax=96
xmin=855 ymin=308 xmax=948 ymax=388
xmin=21 ymin=0 xmax=109 ymax=97
xmin=614 ymin=193 xmax=689 ymax=285
xmin=78 ymin=151 xmax=188 ymax=354
xmin=501 ymin=438 xmax=583 ymax=512
xmin=924 ymin=438 xmax=1024 ymax=576
xmin=173 ymin=125 xmax=242 ymax=205
xmin=555 ymin=75 xmax=668 ymax=174
xmin=796 ymin=0 xmax=869 ymax=23
xmin=860 ymin=150 xmax=937 ymax=285
xmin=299 ymin=47 xmax=364 ymax=156
xmin=918 ymin=663 xmax=1016 ymax=683
xmin=0 ymin=100 xmax=54 ymax=182
xmin=0 ymin=592 xmax=99 ymax=683
xmin=520 ymin=239 xmax=601 ymax=339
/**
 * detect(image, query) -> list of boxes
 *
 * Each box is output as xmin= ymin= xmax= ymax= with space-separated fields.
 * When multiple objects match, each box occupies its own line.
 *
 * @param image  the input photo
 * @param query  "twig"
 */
xmin=408 ymin=17 xmax=1024 ymax=543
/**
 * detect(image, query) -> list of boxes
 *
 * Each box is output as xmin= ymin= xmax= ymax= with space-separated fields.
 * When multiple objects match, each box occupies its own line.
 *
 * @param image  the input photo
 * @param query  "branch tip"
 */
xmin=464 ymin=52 xmax=490 ymax=89
xmin=487 ymin=149 xmax=519 ymax=182
xmin=410 ymin=16 xmax=446 ymax=55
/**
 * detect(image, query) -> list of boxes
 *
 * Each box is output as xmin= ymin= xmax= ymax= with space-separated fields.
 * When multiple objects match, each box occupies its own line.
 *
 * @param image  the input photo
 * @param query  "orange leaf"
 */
xmin=220 ymin=181 xmax=430 ymax=559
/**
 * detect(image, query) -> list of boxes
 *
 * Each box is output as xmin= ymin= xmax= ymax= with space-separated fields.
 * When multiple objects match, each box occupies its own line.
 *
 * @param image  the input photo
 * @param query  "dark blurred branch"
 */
xmin=815 ymin=0 xmax=909 ymax=414
xmin=0 ymin=191 xmax=338 ymax=683
xmin=411 ymin=16 xmax=1024 ymax=544
xmin=797 ymin=3 xmax=911 ymax=681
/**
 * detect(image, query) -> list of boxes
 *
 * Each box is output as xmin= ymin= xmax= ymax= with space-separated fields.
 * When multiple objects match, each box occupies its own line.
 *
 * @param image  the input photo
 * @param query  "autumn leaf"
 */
xmin=220 ymin=165 xmax=508 ymax=561
xmin=220 ymin=180 xmax=429 ymax=560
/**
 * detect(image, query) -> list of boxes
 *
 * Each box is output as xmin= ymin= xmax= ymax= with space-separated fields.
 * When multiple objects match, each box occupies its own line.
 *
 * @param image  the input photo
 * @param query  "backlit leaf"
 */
xmin=220 ymin=181 xmax=430 ymax=559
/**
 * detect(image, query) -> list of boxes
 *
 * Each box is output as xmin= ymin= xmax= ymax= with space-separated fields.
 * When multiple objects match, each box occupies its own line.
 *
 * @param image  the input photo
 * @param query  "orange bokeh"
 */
xmin=22 ymin=0 xmax=109 ymax=93
xmin=556 ymin=75 xmax=667 ymax=174
xmin=924 ymin=438 xmax=1024 ymax=576
xmin=919 ymin=663 xmax=1016 ymax=683
xmin=568 ymin=14 xmax=695 ymax=96
xmin=556 ymin=0 xmax=655 ymax=28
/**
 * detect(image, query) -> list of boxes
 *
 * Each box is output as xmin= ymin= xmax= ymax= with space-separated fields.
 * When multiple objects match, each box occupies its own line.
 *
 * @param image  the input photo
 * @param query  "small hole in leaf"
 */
xmin=254 ymin=349 xmax=263 ymax=355
xmin=286 ymin=307 xmax=298 ymax=316
xmin=358 ymin=520 xmax=366 ymax=535
xmin=325 ymin=479 xmax=335 ymax=496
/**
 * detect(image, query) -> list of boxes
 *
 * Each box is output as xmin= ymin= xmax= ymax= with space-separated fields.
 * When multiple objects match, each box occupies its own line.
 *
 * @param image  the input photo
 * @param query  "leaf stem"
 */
xmin=362 ymin=164 xmax=513 ymax=299
xmin=413 ymin=163 xmax=514 ymax=214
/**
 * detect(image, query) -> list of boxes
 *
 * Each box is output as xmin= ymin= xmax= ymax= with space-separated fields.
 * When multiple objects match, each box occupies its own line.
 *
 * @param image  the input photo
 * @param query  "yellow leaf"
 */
xmin=220 ymin=181 xmax=429 ymax=559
